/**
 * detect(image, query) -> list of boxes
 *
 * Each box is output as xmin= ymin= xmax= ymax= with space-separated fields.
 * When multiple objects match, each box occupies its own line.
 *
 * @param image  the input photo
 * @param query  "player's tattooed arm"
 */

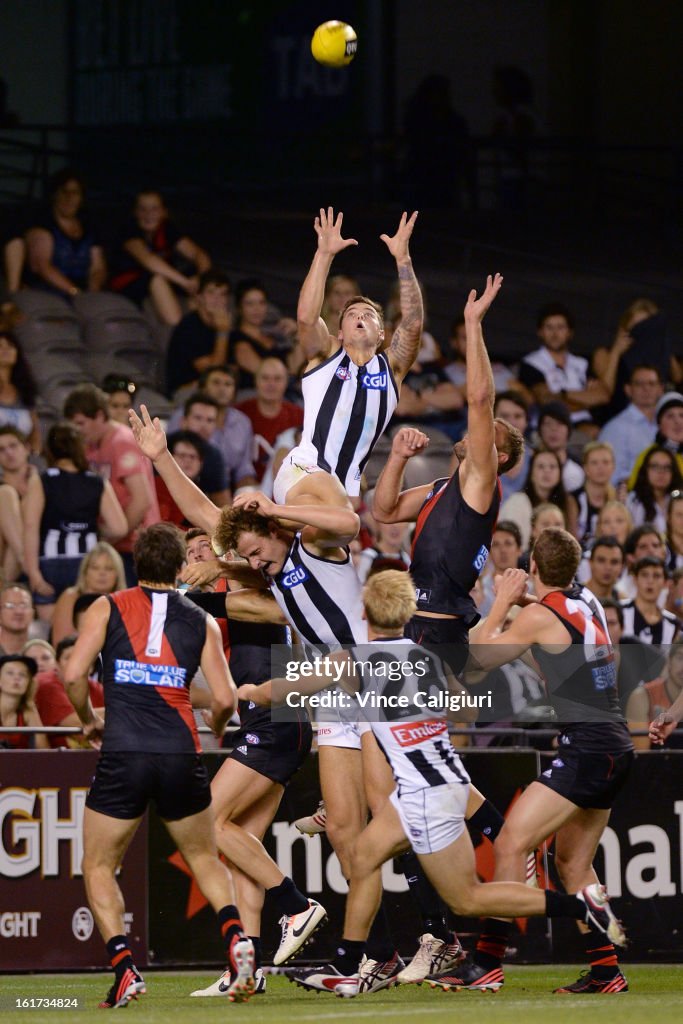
xmin=381 ymin=211 xmax=423 ymax=380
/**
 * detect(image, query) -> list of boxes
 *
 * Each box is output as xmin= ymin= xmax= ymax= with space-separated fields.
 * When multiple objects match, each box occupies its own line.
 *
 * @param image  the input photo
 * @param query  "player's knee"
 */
xmin=447 ymin=881 xmax=480 ymax=917
xmin=493 ymin=827 xmax=527 ymax=861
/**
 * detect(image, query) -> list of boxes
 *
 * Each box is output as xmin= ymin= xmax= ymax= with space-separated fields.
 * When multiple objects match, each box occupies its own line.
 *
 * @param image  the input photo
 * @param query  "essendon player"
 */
xmin=463 ymin=528 xmax=634 ymax=994
xmin=64 ymin=524 xmax=255 ymax=1007
xmin=237 ymin=571 xmax=626 ymax=998
xmin=372 ymin=274 xmax=525 ymax=974
xmin=373 ymin=274 xmax=524 ymax=664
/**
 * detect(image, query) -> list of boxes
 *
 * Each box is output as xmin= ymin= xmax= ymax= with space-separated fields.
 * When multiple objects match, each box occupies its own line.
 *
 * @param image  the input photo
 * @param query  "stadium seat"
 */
xmin=13 ymin=289 xmax=79 ymax=324
xmin=14 ymin=319 xmax=85 ymax=358
xmin=72 ymin=291 xmax=144 ymax=323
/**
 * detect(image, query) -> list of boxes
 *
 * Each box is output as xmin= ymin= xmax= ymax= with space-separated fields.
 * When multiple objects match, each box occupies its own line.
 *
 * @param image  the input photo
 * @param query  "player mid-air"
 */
xmin=273 ymin=206 xmax=424 ymax=510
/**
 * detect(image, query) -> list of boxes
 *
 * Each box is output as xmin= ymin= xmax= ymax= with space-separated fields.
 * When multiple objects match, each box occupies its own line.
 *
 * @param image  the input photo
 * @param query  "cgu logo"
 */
xmin=362 ymin=372 xmax=387 ymax=390
xmin=281 ymin=566 xmax=309 ymax=588
xmin=0 ymin=788 xmax=88 ymax=879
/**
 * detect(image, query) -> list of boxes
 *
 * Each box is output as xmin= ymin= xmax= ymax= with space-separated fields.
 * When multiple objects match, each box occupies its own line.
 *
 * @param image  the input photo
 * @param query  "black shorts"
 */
xmin=404 ymin=614 xmax=469 ymax=678
xmin=86 ymin=751 xmax=212 ymax=821
xmin=227 ymin=719 xmax=313 ymax=785
xmin=537 ymin=747 xmax=634 ymax=809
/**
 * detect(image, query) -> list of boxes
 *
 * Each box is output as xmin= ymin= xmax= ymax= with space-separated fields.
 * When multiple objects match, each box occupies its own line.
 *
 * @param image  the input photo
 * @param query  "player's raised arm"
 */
xmin=297 ymin=207 xmax=358 ymax=364
xmin=129 ymin=404 xmax=221 ymax=535
xmin=382 ymin=211 xmax=422 ymax=381
xmin=372 ymin=427 xmax=432 ymax=524
xmin=460 ymin=274 xmax=502 ymax=500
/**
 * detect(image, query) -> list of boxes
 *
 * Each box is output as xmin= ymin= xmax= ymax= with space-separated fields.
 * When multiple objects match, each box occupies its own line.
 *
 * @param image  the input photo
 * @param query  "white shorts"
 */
xmin=390 ymin=781 xmax=469 ymax=855
xmin=316 ymin=718 xmax=371 ymax=749
xmin=273 ymin=448 xmax=324 ymax=504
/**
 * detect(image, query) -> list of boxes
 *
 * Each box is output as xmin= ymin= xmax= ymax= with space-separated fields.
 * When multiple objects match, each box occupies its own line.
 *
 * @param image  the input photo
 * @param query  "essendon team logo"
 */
xmin=390 ymin=720 xmax=448 ymax=747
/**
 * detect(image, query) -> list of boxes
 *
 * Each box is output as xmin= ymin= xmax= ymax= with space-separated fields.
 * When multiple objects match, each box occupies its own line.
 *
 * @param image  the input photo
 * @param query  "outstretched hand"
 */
xmin=380 ymin=211 xmax=418 ymax=263
xmin=649 ymin=711 xmax=677 ymax=746
xmin=129 ymin=404 xmax=168 ymax=462
xmin=391 ymin=427 xmax=430 ymax=460
xmin=493 ymin=567 xmax=529 ymax=606
xmin=314 ymin=207 xmax=358 ymax=256
xmin=464 ymin=273 xmax=503 ymax=323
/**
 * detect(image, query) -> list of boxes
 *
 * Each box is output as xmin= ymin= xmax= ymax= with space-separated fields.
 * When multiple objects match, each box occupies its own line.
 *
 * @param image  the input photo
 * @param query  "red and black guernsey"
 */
xmin=100 ymin=587 xmax=208 ymax=754
xmin=410 ymin=468 xmax=501 ymax=622
xmin=532 ymin=585 xmax=633 ymax=754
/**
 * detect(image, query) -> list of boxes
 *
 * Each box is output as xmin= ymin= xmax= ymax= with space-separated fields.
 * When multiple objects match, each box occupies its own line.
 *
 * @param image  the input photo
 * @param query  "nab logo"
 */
xmin=281 ymin=566 xmax=309 ymax=588
xmin=336 ymin=366 xmax=352 ymax=381
xmin=472 ymin=544 xmax=489 ymax=572
xmin=362 ymin=372 xmax=387 ymax=390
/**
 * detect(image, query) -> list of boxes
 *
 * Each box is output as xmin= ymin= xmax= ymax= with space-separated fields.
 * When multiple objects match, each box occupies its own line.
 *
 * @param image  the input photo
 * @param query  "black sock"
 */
xmin=248 ymin=935 xmax=262 ymax=970
xmin=474 ymin=918 xmax=511 ymax=969
xmin=468 ymin=800 xmax=505 ymax=842
xmin=399 ymin=851 xmax=450 ymax=941
xmin=106 ymin=935 xmax=134 ymax=978
xmin=366 ymin=899 xmax=396 ymax=962
xmin=582 ymin=931 xmax=619 ymax=980
xmin=266 ymin=876 xmax=309 ymax=916
xmin=334 ymin=939 xmax=366 ymax=975
xmin=217 ymin=904 xmax=245 ymax=960
xmin=545 ymin=890 xmax=585 ymax=920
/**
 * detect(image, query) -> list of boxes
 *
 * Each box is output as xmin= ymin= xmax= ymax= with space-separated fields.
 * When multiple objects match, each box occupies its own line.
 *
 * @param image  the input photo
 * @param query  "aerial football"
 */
xmin=311 ymin=20 xmax=357 ymax=67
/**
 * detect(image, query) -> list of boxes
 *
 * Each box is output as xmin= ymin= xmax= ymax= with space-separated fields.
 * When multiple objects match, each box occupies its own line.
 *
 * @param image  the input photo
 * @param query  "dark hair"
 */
xmin=494 ymin=418 xmax=525 ymax=475
xmin=198 ymin=269 xmax=231 ymax=292
xmin=632 ymin=555 xmax=667 ymax=577
xmin=63 ymin=383 xmax=108 ymax=420
xmin=624 ymin=523 xmax=664 ymax=557
xmin=628 ymin=363 xmax=663 ymax=384
xmin=198 ymin=364 xmax=238 ymax=388
xmin=56 ymin=635 xmax=78 ymax=661
xmin=536 ymin=303 xmax=575 ymax=331
xmin=494 ymin=390 xmax=529 ymax=417
xmin=667 ymin=490 xmax=683 ymax=553
xmin=185 ymin=526 xmax=210 ymax=543
xmin=590 ymin=535 xmax=624 ymax=560
xmin=182 ymin=391 xmax=220 ymax=418
xmin=44 ymin=422 xmax=88 ymax=472
xmin=531 ymin=527 xmax=581 ymax=587
xmin=339 ymin=295 xmax=385 ymax=330
xmin=235 ymin=278 xmax=267 ymax=310
xmin=366 ymin=555 xmax=410 ymax=578
xmin=631 ymin=446 xmax=683 ymax=523
xmin=524 ymin=448 xmax=569 ymax=514
xmin=167 ymin=429 xmax=207 ymax=461
xmin=600 ymin=597 xmax=624 ymax=628
xmin=0 ymin=331 xmax=37 ymax=406
xmin=101 ymin=373 xmax=136 ymax=396
xmin=48 ymin=167 xmax=86 ymax=200
xmin=133 ymin=523 xmax=186 ymax=584
xmin=494 ymin=519 xmax=523 ymax=548
xmin=0 ymin=424 xmax=29 ymax=444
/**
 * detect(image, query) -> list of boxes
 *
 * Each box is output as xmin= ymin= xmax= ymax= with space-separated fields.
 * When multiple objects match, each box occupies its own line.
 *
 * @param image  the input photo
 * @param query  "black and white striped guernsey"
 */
xmin=295 ymin=348 xmax=398 ymax=496
xmin=269 ymin=532 xmax=367 ymax=647
xmin=620 ymin=601 xmax=680 ymax=646
xmin=39 ymin=467 xmax=104 ymax=558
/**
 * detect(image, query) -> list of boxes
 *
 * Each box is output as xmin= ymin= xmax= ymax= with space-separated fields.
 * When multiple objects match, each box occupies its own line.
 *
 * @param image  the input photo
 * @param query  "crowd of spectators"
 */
xmin=1 ymin=171 xmax=682 ymax=750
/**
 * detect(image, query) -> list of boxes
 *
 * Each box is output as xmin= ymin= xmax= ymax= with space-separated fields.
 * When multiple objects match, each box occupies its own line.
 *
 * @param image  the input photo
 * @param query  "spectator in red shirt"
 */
xmin=236 ymin=357 xmax=303 ymax=482
xmin=63 ymin=384 xmax=160 ymax=585
xmin=34 ymin=635 xmax=104 ymax=749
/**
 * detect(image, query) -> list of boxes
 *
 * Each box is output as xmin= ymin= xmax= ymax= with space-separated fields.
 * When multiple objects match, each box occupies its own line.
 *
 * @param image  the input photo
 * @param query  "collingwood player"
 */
xmin=273 ymin=206 xmax=424 ymax=511
xmin=238 ymin=570 xmax=626 ymax=999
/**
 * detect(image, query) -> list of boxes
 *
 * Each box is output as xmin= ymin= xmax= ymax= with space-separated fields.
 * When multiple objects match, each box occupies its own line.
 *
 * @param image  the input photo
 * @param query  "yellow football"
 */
xmin=311 ymin=20 xmax=357 ymax=68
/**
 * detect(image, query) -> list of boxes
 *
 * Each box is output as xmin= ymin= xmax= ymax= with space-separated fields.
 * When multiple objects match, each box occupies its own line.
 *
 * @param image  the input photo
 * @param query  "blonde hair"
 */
xmin=596 ymin=500 xmax=633 ymax=543
xmin=618 ymin=298 xmax=658 ymax=333
xmin=75 ymin=541 xmax=126 ymax=594
xmin=22 ymin=638 xmax=56 ymax=660
xmin=363 ymin=570 xmax=416 ymax=630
